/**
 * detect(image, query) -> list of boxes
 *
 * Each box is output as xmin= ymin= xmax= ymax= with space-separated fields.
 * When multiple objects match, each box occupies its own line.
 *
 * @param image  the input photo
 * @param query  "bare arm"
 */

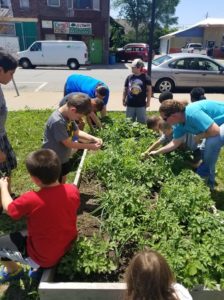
xmin=87 ymin=112 xmax=102 ymax=129
xmin=194 ymin=123 xmax=220 ymax=143
xmin=122 ymin=87 xmax=128 ymax=106
xmin=0 ymin=178 xmax=13 ymax=211
xmin=149 ymin=138 xmax=184 ymax=155
xmin=146 ymin=84 xmax=152 ymax=108
xmin=142 ymin=139 xmax=162 ymax=158
xmin=62 ymin=129 xmax=103 ymax=151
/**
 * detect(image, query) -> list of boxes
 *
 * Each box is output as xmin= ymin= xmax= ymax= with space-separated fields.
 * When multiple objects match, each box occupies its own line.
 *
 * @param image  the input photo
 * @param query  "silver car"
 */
xmin=150 ymin=53 xmax=224 ymax=92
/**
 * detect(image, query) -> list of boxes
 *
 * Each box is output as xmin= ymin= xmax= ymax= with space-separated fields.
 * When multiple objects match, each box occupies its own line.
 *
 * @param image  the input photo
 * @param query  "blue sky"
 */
xmin=111 ymin=0 xmax=224 ymax=26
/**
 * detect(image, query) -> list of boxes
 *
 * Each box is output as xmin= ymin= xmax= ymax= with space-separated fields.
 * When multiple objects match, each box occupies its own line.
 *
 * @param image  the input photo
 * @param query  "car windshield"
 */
xmin=152 ymin=55 xmax=172 ymax=66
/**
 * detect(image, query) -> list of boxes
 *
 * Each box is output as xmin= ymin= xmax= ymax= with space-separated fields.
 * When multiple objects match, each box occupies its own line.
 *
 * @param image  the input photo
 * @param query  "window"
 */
xmin=20 ymin=0 xmax=29 ymax=8
xmin=47 ymin=0 xmax=60 ymax=7
xmin=75 ymin=0 xmax=92 ymax=9
xmin=92 ymin=0 xmax=100 ymax=10
xmin=0 ymin=0 xmax=9 ymax=8
xmin=198 ymin=59 xmax=219 ymax=72
xmin=67 ymin=0 xmax=73 ymax=9
xmin=30 ymin=42 xmax=42 ymax=52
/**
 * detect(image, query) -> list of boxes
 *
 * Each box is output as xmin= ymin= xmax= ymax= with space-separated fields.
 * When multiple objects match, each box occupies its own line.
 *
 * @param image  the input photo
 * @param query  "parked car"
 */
xmin=18 ymin=40 xmax=89 ymax=70
xmin=116 ymin=43 xmax=149 ymax=62
xmin=181 ymin=43 xmax=206 ymax=55
xmin=148 ymin=53 xmax=224 ymax=92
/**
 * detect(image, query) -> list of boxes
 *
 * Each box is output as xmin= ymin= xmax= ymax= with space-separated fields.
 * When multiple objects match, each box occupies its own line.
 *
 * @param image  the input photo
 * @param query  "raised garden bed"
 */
xmin=39 ymin=116 xmax=224 ymax=300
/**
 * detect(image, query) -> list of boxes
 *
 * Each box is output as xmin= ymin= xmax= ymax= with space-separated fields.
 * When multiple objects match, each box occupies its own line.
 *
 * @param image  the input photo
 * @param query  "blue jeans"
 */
xmin=203 ymin=123 xmax=224 ymax=188
xmin=126 ymin=106 xmax=146 ymax=124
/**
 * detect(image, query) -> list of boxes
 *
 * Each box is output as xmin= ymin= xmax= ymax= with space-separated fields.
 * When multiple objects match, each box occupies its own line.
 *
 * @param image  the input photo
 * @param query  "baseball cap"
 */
xmin=131 ymin=58 xmax=144 ymax=68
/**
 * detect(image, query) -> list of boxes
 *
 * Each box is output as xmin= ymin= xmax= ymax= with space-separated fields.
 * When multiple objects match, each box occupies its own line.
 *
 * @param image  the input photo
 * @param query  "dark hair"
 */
xmin=190 ymin=87 xmax=206 ymax=102
xmin=159 ymin=100 xmax=186 ymax=117
xmin=67 ymin=93 xmax=92 ymax=115
xmin=125 ymin=250 xmax=178 ymax=300
xmin=159 ymin=91 xmax=173 ymax=103
xmin=96 ymin=85 xmax=108 ymax=97
xmin=26 ymin=149 xmax=61 ymax=185
xmin=0 ymin=50 xmax=18 ymax=72
xmin=146 ymin=116 xmax=162 ymax=129
xmin=93 ymin=98 xmax=104 ymax=112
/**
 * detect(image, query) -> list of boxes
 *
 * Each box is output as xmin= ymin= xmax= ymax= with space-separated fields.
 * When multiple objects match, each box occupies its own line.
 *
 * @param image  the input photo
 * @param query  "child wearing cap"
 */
xmin=122 ymin=59 xmax=152 ymax=124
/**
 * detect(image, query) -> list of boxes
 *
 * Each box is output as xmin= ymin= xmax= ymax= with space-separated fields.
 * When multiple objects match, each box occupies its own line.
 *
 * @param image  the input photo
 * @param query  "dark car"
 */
xmin=116 ymin=43 xmax=149 ymax=62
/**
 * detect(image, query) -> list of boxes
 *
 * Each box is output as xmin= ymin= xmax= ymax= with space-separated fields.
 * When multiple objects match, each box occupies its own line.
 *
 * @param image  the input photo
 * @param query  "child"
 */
xmin=159 ymin=91 xmax=173 ymax=103
xmin=64 ymin=74 xmax=109 ymax=117
xmin=59 ymin=93 xmax=104 ymax=131
xmin=190 ymin=87 xmax=206 ymax=102
xmin=0 ymin=149 xmax=80 ymax=283
xmin=0 ymin=51 xmax=18 ymax=198
xmin=142 ymin=118 xmax=173 ymax=159
xmin=86 ymin=97 xmax=104 ymax=131
xmin=43 ymin=92 xmax=103 ymax=183
xmin=124 ymin=249 xmax=192 ymax=300
xmin=122 ymin=59 xmax=152 ymax=124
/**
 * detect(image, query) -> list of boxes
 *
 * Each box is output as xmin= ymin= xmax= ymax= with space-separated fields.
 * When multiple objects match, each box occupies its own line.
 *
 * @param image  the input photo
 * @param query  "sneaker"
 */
xmin=28 ymin=267 xmax=43 ymax=281
xmin=0 ymin=266 xmax=24 ymax=284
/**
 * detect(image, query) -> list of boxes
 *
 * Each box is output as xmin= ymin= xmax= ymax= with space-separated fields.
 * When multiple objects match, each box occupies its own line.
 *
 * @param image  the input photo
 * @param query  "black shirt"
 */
xmin=124 ymin=73 xmax=151 ymax=107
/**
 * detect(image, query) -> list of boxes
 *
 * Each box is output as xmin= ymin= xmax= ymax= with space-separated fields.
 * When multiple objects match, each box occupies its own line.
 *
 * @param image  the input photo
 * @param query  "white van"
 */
xmin=18 ymin=40 xmax=89 ymax=70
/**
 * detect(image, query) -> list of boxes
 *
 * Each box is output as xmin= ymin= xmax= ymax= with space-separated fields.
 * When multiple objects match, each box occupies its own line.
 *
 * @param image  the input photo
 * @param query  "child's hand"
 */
xmin=89 ymin=143 xmax=102 ymax=151
xmin=141 ymin=152 xmax=149 ymax=160
xmin=149 ymin=151 xmax=158 ymax=156
xmin=0 ymin=177 xmax=9 ymax=188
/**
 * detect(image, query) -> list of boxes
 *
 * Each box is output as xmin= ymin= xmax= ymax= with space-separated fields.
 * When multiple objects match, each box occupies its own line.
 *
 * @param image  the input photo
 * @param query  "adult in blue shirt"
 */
xmin=64 ymin=74 xmax=109 ymax=117
xmin=158 ymin=100 xmax=224 ymax=189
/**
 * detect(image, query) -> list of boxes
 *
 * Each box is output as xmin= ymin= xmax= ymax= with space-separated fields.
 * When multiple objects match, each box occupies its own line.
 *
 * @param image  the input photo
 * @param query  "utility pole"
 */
xmin=147 ymin=0 xmax=156 ymax=77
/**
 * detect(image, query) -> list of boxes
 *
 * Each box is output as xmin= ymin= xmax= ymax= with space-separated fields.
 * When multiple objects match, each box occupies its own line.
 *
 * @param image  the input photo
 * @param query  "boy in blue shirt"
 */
xmin=64 ymin=74 xmax=109 ymax=117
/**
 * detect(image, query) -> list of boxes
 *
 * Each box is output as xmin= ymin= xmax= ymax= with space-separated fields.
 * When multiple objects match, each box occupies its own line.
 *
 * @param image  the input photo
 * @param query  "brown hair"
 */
xmin=159 ymin=100 xmax=186 ymax=118
xmin=96 ymin=85 xmax=108 ymax=97
xmin=26 ymin=149 xmax=61 ymax=185
xmin=146 ymin=116 xmax=162 ymax=130
xmin=67 ymin=93 xmax=92 ymax=115
xmin=159 ymin=120 xmax=172 ymax=132
xmin=93 ymin=98 xmax=104 ymax=112
xmin=124 ymin=250 xmax=178 ymax=300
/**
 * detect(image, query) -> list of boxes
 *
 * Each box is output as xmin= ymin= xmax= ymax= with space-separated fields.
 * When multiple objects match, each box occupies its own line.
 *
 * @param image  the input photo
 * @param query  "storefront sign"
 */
xmin=69 ymin=22 xmax=92 ymax=35
xmin=54 ymin=22 xmax=69 ymax=34
xmin=53 ymin=21 xmax=92 ymax=35
xmin=42 ymin=20 xmax=53 ymax=29
xmin=0 ymin=23 xmax=15 ymax=36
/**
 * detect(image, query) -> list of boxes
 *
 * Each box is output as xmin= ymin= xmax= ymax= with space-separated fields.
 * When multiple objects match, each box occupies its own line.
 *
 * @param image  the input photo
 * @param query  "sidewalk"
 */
xmin=3 ymin=90 xmax=161 ymax=111
xmin=3 ymin=90 xmax=224 ymax=112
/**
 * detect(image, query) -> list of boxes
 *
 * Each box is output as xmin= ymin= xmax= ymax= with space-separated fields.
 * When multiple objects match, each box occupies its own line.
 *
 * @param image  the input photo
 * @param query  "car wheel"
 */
xmin=155 ymin=78 xmax=175 ymax=93
xmin=20 ymin=58 xmax=32 ymax=69
xmin=67 ymin=59 xmax=79 ymax=70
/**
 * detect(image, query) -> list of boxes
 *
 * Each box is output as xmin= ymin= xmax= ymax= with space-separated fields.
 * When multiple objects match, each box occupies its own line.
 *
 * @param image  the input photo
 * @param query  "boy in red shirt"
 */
xmin=0 ymin=148 xmax=80 ymax=283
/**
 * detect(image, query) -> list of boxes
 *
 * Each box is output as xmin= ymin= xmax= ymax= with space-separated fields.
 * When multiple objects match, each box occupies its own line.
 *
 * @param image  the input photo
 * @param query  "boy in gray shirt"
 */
xmin=43 ymin=93 xmax=103 ymax=183
xmin=0 ymin=51 xmax=18 ymax=199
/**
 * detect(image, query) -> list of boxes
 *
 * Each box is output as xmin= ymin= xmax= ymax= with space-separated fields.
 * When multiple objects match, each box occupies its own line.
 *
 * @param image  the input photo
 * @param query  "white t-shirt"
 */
xmin=173 ymin=283 xmax=193 ymax=300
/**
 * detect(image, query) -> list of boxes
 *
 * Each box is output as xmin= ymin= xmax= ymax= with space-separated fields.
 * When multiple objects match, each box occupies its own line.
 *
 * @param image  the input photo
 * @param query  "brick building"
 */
xmin=9 ymin=0 xmax=110 ymax=64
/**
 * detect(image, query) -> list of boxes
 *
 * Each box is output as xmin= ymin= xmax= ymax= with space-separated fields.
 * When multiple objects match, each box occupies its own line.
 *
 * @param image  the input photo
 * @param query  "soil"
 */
xmin=54 ymin=177 xmax=132 ymax=283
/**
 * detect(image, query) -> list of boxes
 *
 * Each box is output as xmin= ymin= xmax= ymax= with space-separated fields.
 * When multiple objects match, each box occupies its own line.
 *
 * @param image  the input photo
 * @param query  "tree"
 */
xmin=112 ymin=0 xmax=180 ymax=46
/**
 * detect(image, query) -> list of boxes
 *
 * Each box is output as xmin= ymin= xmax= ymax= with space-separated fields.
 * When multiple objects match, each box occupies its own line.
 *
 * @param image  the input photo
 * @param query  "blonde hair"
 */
xmin=124 ymin=250 xmax=178 ymax=300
